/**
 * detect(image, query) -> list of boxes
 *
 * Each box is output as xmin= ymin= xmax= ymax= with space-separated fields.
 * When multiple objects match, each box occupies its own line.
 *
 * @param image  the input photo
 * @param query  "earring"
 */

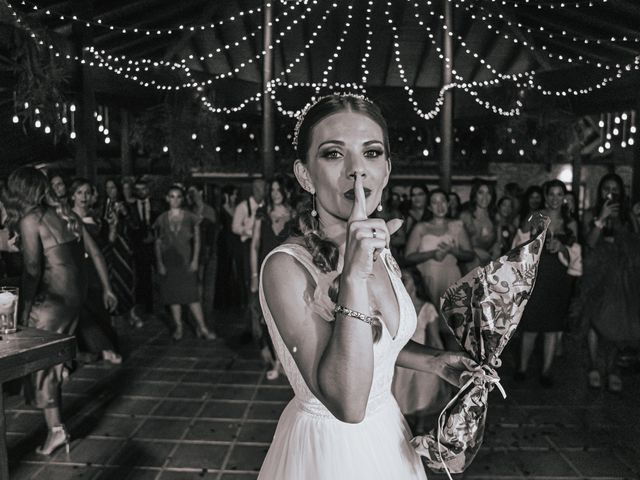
xmin=376 ymin=203 xmax=383 ymax=212
xmin=311 ymin=192 xmax=318 ymax=217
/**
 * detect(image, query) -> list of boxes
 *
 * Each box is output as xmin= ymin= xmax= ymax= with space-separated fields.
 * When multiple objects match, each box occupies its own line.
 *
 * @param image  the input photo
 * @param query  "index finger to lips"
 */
xmin=348 ymin=174 xmax=368 ymax=223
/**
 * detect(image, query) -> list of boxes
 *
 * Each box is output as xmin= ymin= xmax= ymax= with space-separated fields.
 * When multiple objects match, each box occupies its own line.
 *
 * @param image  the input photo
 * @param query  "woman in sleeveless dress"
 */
xmin=257 ymin=95 xmax=476 ymax=479
xmin=249 ymin=175 xmax=294 ymax=380
xmin=405 ymin=189 xmax=474 ymax=351
xmin=3 ymin=167 xmax=117 ymax=456
xmin=513 ymin=180 xmax=581 ymax=387
xmin=460 ymin=179 xmax=500 ymax=273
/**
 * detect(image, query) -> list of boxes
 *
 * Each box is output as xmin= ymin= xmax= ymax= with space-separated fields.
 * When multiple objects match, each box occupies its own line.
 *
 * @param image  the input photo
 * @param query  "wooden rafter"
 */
xmin=466 ymin=29 xmax=500 ymax=83
xmin=190 ymin=37 xmax=210 ymax=74
xmin=236 ymin=0 xmax=260 ymax=80
xmin=382 ymin=0 xmax=406 ymax=86
xmin=163 ymin=0 xmax=222 ymax=62
xmin=488 ymin=5 xmax=552 ymax=70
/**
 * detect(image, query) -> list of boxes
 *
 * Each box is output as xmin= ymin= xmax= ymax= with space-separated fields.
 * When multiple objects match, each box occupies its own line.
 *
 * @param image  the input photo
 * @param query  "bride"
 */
xmin=258 ymin=94 xmax=475 ymax=479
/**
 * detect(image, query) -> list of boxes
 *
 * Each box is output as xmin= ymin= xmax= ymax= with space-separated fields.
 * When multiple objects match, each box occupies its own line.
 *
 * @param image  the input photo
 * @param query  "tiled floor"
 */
xmin=6 ymin=310 xmax=640 ymax=480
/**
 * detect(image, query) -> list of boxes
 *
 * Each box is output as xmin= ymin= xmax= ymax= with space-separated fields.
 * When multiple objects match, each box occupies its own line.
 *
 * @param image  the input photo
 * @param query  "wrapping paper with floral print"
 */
xmin=412 ymin=214 xmax=550 ymax=476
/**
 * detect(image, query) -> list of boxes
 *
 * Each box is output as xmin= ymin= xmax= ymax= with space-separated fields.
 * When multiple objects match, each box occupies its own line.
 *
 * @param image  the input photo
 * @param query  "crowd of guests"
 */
xmin=1 ymin=164 xmax=639 ymax=450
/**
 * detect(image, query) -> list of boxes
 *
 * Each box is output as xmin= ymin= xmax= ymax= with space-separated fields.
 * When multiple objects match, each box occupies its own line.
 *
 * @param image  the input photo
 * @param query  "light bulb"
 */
xmin=105 ymin=137 xmax=111 ymax=144
xmin=422 ymin=149 xmax=429 ymax=157
xmin=44 ymin=126 xmax=51 ymax=134
xmin=192 ymin=133 xmax=197 ymax=140
xmin=70 ymin=131 xmax=77 ymax=139
xmin=35 ymin=120 xmax=41 ymax=128
xmin=162 ymin=146 xmax=169 ymax=153
xmin=12 ymin=115 xmax=19 ymax=124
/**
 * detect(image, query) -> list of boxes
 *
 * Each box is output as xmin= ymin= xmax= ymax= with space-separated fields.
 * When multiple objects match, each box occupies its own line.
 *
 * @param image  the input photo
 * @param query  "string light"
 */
xmin=11 ymin=0 xmax=263 ymax=37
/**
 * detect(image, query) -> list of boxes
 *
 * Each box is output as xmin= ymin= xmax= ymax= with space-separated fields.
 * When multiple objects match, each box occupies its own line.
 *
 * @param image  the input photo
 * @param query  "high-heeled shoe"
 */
xmin=196 ymin=327 xmax=217 ymax=340
xmin=36 ymin=425 xmax=70 ymax=456
xmin=102 ymin=350 xmax=122 ymax=365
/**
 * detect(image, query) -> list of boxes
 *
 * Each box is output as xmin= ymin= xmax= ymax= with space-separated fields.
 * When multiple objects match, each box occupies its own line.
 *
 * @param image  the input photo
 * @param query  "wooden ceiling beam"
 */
xmin=515 ymin=9 xmax=639 ymax=59
xmin=190 ymin=37 xmax=210 ymax=75
xmin=382 ymin=0 xmax=406 ymax=85
xmin=163 ymin=0 xmax=220 ymax=62
xmin=467 ymin=31 xmax=500 ymax=83
xmin=486 ymin=5 xmax=553 ymax=70
xmin=237 ymin=0 xmax=260 ymax=80
xmin=94 ymin=2 xmax=202 ymax=47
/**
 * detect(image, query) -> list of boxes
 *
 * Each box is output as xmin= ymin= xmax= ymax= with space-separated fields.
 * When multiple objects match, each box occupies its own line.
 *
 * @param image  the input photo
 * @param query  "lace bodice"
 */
xmin=259 ymin=243 xmax=416 ymax=419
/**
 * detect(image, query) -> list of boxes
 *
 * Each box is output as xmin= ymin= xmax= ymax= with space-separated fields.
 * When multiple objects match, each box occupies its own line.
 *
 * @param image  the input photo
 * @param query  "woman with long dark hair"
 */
xmin=70 ymin=178 xmax=122 ymax=365
xmin=513 ymin=180 xmax=581 ymax=387
xmin=3 ymin=167 xmax=116 ymax=455
xmin=460 ymin=178 xmax=499 ymax=271
xmin=249 ymin=175 xmax=295 ymax=380
xmin=103 ymin=178 xmax=137 ymax=326
xmin=256 ymin=94 xmax=474 ymax=479
xmin=580 ymin=173 xmax=640 ymax=392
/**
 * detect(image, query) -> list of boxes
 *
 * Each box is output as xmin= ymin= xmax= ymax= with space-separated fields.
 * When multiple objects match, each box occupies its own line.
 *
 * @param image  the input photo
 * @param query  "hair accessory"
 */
xmin=311 ymin=193 xmax=318 ymax=217
xmin=292 ymin=92 xmax=373 ymax=148
xmin=377 ymin=203 xmax=383 ymax=212
xmin=334 ymin=305 xmax=375 ymax=326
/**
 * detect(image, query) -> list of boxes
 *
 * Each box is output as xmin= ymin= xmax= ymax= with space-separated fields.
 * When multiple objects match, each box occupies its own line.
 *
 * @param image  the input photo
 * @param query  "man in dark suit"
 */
xmin=129 ymin=177 xmax=161 ymax=326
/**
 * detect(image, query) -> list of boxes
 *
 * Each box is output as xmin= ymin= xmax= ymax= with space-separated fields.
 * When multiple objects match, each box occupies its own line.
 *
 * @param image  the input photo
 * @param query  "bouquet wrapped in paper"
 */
xmin=412 ymin=214 xmax=550 ymax=478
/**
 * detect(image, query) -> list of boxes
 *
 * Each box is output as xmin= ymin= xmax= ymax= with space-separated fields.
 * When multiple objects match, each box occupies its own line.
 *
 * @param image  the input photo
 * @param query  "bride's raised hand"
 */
xmin=342 ymin=174 xmax=393 ymax=280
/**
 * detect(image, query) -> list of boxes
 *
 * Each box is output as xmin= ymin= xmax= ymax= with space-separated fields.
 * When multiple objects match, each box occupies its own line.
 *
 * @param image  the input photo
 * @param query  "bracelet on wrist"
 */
xmin=594 ymin=218 xmax=605 ymax=229
xmin=334 ymin=304 xmax=375 ymax=325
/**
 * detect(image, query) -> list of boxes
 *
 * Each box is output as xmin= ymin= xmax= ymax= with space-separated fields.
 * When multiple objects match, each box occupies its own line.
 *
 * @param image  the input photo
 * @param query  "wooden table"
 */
xmin=0 ymin=328 xmax=75 ymax=479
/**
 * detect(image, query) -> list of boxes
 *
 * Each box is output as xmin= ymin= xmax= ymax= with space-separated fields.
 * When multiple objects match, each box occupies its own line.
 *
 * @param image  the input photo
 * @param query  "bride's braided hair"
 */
xmin=293 ymin=94 xmax=391 ymax=342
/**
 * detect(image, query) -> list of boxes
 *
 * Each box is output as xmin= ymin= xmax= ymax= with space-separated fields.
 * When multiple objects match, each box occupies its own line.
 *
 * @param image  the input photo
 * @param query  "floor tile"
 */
xmin=186 ymin=419 xmax=240 ymax=442
xmin=33 ymin=465 xmax=100 ymax=479
xmin=209 ymin=385 xmax=255 ymax=401
xmin=53 ymin=438 xmax=124 ymax=465
xmin=154 ymin=399 xmax=203 ymax=418
xmin=253 ymin=387 xmax=294 ymax=402
xmin=145 ymin=370 xmax=187 ymax=382
xmin=217 ymin=372 xmax=262 ymax=385
xmin=199 ymin=401 xmax=248 ymax=419
xmin=225 ymin=445 xmax=269 ymax=471
xmin=246 ymin=402 xmax=287 ymax=420
xmin=135 ymin=418 xmax=190 ymax=440
xmin=514 ymin=450 xmax=577 ymax=476
xmin=462 ymin=448 xmax=523 ymax=476
xmin=80 ymin=415 xmax=144 ymax=438
xmin=168 ymin=384 xmax=212 ymax=400
xmin=104 ymin=398 xmax=161 ymax=416
xmin=564 ymin=449 xmax=639 ymax=477
xmin=167 ymin=443 xmax=228 ymax=469
xmin=236 ymin=422 xmax=277 ymax=444
xmin=107 ymin=440 xmax=175 ymax=467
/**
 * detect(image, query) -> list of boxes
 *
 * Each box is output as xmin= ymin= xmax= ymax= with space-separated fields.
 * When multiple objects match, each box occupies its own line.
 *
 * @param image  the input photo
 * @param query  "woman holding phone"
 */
xmin=580 ymin=173 xmax=640 ymax=392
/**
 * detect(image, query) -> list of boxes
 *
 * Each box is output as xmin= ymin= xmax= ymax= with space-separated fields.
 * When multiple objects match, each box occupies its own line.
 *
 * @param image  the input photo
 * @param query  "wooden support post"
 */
xmin=262 ymin=0 xmax=275 ymax=178
xmin=120 ymin=108 xmax=132 ymax=176
xmin=439 ymin=0 xmax=454 ymax=192
xmin=72 ymin=0 xmax=97 ymax=181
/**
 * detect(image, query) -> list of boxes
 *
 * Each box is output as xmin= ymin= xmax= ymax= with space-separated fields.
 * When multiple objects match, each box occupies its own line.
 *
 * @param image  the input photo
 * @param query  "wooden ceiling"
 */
xmin=2 ymin=0 xmax=640 ymax=169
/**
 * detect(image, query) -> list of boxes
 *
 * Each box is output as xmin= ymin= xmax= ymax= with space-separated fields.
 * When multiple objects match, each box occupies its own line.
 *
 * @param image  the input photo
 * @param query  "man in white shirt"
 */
xmin=232 ymin=179 xmax=265 ymax=243
xmin=231 ymin=179 xmax=265 ymax=340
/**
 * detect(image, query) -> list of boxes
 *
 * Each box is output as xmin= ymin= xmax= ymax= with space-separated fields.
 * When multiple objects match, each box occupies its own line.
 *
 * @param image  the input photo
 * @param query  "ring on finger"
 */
xmin=372 ymin=228 xmax=377 ymax=239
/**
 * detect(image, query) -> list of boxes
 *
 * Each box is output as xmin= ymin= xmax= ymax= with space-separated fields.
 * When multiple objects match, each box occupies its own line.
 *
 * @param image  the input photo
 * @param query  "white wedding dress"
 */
xmin=258 ymin=244 xmax=428 ymax=480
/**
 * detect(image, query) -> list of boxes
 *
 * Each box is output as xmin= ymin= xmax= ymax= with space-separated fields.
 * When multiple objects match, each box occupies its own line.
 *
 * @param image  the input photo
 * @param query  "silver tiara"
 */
xmin=291 ymin=92 xmax=373 ymax=148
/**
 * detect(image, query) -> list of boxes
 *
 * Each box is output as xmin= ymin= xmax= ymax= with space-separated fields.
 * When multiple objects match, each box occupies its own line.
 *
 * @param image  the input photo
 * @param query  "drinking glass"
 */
xmin=0 ymin=286 xmax=19 ymax=335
